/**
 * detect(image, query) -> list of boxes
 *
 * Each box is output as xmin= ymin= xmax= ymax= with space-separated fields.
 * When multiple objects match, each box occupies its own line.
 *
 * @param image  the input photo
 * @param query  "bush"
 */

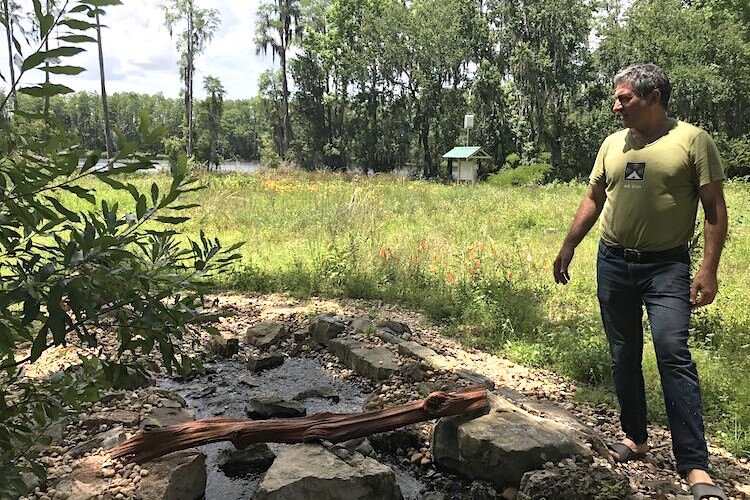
xmin=0 ymin=5 xmax=241 ymax=495
xmin=487 ymin=161 xmax=553 ymax=187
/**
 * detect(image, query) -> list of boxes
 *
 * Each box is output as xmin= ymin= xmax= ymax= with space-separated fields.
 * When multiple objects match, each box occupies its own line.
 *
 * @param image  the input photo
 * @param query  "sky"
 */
xmin=1 ymin=0 xmax=277 ymax=100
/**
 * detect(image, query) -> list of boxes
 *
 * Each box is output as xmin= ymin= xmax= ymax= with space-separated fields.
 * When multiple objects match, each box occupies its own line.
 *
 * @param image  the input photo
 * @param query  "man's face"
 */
xmin=612 ymin=83 xmax=657 ymax=129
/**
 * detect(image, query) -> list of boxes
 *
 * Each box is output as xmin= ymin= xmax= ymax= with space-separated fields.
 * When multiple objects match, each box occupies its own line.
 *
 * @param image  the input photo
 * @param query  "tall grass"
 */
xmin=62 ymin=170 xmax=750 ymax=456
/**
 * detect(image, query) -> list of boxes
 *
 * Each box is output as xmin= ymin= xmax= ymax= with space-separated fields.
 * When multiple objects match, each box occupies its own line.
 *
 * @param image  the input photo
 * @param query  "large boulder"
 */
xmin=328 ymin=337 xmax=400 ymax=380
xmin=309 ymin=314 xmax=347 ymax=345
xmin=246 ymin=321 xmax=290 ymax=349
xmin=432 ymin=394 xmax=591 ymax=487
xmin=253 ymin=444 xmax=402 ymax=500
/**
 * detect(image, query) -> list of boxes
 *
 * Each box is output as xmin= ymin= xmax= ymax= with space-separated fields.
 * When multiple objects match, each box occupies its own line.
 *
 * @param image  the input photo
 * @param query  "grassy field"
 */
xmin=65 ymin=170 xmax=750 ymax=456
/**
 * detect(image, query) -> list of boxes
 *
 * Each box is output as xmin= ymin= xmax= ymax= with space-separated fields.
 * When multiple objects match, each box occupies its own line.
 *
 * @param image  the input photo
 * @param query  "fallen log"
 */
xmin=110 ymin=386 xmax=488 ymax=463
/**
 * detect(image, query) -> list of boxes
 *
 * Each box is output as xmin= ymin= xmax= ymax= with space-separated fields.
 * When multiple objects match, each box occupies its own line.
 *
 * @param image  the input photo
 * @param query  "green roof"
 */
xmin=442 ymin=146 xmax=492 ymax=159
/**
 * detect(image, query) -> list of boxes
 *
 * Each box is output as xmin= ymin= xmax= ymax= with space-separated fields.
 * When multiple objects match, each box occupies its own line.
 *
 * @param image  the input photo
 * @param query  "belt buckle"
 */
xmin=623 ymin=248 xmax=641 ymax=262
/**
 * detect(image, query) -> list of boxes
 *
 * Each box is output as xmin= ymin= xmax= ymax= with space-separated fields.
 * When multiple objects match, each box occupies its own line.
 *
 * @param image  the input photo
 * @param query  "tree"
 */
xmin=254 ymin=0 xmax=302 ymax=158
xmin=163 ymin=0 xmax=220 ymax=157
xmin=487 ymin=0 xmax=593 ymax=170
xmin=1 ymin=0 xmax=22 ymax=114
xmin=0 ymin=3 xmax=239 ymax=495
xmin=202 ymin=75 xmax=225 ymax=169
xmin=89 ymin=1 xmax=120 ymax=158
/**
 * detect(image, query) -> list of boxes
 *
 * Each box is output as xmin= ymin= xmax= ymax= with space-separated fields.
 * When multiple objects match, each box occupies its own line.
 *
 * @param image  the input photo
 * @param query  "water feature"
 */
xmin=160 ymin=356 xmax=426 ymax=499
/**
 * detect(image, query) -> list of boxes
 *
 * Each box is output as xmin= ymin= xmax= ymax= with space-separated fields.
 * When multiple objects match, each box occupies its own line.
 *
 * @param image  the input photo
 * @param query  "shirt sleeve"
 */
xmin=589 ymin=137 xmax=608 ymax=186
xmin=691 ymin=130 xmax=726 ymax=186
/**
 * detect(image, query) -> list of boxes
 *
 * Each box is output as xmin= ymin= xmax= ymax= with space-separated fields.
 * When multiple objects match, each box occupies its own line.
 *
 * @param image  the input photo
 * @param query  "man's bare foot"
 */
xmin=608 ymin=438 xmax=648 ymax=462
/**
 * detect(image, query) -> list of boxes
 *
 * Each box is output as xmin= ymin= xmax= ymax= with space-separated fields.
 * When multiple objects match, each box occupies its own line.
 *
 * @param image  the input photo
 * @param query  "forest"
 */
xmin=4 ymin=0 xmax=750 ymax=178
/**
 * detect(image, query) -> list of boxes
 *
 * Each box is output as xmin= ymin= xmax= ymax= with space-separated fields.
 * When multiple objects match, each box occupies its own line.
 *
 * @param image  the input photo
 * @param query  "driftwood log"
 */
xmin=110 ymin=386 xmax=488 ymax=463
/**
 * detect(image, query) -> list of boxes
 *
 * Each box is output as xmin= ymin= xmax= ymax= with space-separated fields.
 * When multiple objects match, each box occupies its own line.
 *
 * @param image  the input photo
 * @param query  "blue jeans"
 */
xmin=596 ymin=241 xmax=708 ymax=474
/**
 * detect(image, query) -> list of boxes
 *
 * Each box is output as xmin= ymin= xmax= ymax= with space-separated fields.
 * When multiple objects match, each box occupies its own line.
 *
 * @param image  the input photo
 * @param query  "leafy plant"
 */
xmin=0 ymin=2 xmax=240 ymax=495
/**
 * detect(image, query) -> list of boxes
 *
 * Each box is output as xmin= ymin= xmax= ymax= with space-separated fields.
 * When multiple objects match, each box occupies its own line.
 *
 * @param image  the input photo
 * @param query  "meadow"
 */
xmin=67 ymin=170 xmax=750 ymax=456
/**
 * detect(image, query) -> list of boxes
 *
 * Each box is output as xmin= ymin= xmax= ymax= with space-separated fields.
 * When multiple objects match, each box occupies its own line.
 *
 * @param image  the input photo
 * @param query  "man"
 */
xmin=553 ymin=63 xmax=728 ymax=500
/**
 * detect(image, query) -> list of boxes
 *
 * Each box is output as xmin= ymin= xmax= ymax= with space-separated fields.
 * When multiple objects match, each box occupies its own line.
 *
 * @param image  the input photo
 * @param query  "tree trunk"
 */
xmin=3 ymin=0 xmax=16 ymax=114
xmin=186 ymin=0 xmax=194 ymax=157
xmin=95 ymin=11 xmax=114 ymax=159
xmin=110 ymin=387 xmax=488 ymax=464
xmin=43 ymin=0 xmax=51 ymax=119
xmin=280 ymin=44 xmax=290 ymax=158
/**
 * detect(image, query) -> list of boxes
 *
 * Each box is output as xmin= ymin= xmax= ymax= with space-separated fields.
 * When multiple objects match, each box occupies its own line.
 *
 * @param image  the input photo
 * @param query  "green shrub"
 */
xmin=487 ymin=161 xmax=552 ymax=187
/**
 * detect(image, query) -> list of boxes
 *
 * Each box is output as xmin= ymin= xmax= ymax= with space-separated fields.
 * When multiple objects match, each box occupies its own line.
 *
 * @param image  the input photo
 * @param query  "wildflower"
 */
xmin=446 ymin=272 xmax=455 ymax=283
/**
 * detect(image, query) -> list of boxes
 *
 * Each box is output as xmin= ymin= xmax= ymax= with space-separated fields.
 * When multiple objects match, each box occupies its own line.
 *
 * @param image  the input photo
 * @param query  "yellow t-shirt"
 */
xmin=589 ymin=119 xmax=725 ymax=251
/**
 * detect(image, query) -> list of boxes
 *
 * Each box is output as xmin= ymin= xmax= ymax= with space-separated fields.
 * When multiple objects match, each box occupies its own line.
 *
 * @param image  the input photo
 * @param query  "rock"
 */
xmin=245 ymin=397 xmax=307 ymax=419
xmin=518 ymin=464 xmax=632 ymax=499
xmin=293 ymin=385 xmax=341 ymax=403
xmin=56 ymin=456 xmax=107 ymax=500
xmin=188 ymin=386 xmax=217 ymax=399
xmin=82 ymin=410 xmax=139 ymax=429
xmin=368 ymin=428 xmax=421 ymax=455
xmin=432 ymin=394 xmax=591 ymax=486
xmin=141 ymin=406 xmax=195 ymax=429
xmin=69 ymin=426 xmax=128 ymax=458
xmin=253 ymin=443 xmax=402 ymax=500
xmin=217 ymin=443 xmax=276 ymax=476
xmin=112 ymin=365 xmax=155 ymax=390
xmin=375 ymin=319 xmax=412 ymax=335
xmin=246 ymin=321 xmax=290 ymax=349
xmin=239 ymin=375 xmax=260 ymax=387
xmin=145 ymin=388 xmax=187 ymax=407
xmin=246 ymin=354 xmax=285 ymax=372
xmin=401 ymin=362 xmax=427 ymax=382
xmin=309 ymin=314 xmax=347 ymax=345
xmin=421 ymin=493 xmax=446 ymax=500
xmin=135 ymin=449 xmax=207 ymax=500
xmin=351 ymin=317 xmax=375 ymax=334
xmin=502 ymin=486 xmax=519 ymax=500
xmin=328 ymin=337 xmax=400 ymax=380
xmin=206 ymin=337 xmax=240 ymax=358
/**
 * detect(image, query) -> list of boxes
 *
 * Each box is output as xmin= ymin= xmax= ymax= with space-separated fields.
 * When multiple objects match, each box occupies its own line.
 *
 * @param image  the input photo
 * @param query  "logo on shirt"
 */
xmin=625 ymin=162 xmax=646 ymax=181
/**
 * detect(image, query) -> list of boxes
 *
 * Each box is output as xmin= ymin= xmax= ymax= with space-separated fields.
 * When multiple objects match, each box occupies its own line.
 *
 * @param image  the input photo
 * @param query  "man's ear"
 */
xmin=650 ymin=88 xmax=662 ymax=106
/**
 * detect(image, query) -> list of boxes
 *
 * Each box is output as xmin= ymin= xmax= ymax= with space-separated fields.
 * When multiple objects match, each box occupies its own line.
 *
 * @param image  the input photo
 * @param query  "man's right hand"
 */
xmin=553 ymin=245 xmax=575 ymax=284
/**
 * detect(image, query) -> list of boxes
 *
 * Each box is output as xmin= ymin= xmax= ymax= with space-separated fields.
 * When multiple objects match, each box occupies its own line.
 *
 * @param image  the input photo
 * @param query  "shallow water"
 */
xmin=160 ymin=356 xmax=425 ymax=499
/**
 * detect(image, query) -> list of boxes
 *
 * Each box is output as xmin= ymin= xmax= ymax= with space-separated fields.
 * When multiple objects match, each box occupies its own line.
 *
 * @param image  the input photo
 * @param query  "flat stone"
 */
xmin=293 ymin=385 xmax=340 ymax=403
xmin=82 ymin=410 xmax=139 ymax=429
xmin=135 ymin=449 xmax=207 ymax=500
xmin=239 ymin=375 xmax=260 ymax=387
xmin=309 ymin=314 xmax=347 ymax=345
xmin=350 ymin=317 xmax=374 ymax=334
xmin=69 ymin=426 xmax=128 ymax=458
xmin=253 ymin=443 xmax=402 ymax=500
xmin=375 ymin=319 xmax=411 ymax=335
xmin=245 ymin=397 xmax=307 ymax=419
xmin=246 ymin=354 xmax=285 ymax=372
xmin=246 ymin=321 xmax=290 ymax=349
xmin=518 ymin=465 xmax=632 ymax=499
xmin=56 ymin=455 xmax=107 ymax=500
xmin=328 ymin=337 xmax=400 ymax=380
xmin=141 ymin=407 xmax=195 ymax=429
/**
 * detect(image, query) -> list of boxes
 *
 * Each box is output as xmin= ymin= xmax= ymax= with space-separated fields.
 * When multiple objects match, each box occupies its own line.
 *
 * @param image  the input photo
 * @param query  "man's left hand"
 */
xmin=690 ymin=268 xmax=719 ymax=308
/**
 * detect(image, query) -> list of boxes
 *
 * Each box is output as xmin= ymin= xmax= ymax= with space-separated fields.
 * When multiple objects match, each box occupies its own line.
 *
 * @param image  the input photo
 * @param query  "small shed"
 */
xmin=443 ymin=146 xmax=492 ymax=183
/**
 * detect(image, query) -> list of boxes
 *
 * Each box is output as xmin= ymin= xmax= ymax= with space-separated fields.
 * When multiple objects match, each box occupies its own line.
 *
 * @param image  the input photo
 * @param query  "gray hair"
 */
xmin=614 ymin=63 xmax=672 ymax=109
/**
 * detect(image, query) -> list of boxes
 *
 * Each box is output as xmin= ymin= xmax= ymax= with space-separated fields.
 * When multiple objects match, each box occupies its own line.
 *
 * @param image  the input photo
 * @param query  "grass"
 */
xmin=61 ymin=169 xmax=750 ymax=456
